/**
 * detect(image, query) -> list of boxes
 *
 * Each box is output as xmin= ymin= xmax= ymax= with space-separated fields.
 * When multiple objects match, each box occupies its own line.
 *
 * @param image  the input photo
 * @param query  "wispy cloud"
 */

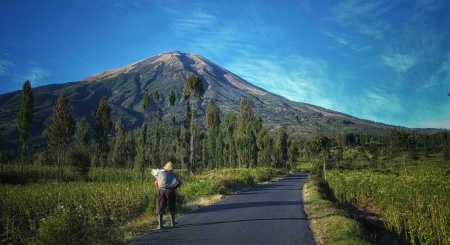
xmin=356 ymin=86 xmax=404 ymax=124
xmin=0 ymin=59 xmax=12 ymax=76
xmin=160 ymin=2 xmax=281 ymax=59
xmin=226 ymin=54 xmax=334 ymax=109
xmin=329 ymin=0 xmax=393 ymax=40
xmin=381 ymin=54 xmax=418 ymax=73
xmin=16 ymin=63 xmax=50 ymax=87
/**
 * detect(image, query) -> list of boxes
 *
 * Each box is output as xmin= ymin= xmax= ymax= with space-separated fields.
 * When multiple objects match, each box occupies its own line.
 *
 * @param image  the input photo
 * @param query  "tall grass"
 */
xmin=0 ymin=166 xmax=282 ymax=244
xmin=326 ymin=166 xmax=449 ymax=245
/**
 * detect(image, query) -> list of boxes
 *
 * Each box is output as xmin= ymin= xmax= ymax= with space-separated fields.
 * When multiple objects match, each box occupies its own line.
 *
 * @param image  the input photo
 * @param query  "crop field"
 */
xmin=326 ymin=165 xmax=449 ymax=245
xmin=0 ymin=166 xmax=282 ymax=244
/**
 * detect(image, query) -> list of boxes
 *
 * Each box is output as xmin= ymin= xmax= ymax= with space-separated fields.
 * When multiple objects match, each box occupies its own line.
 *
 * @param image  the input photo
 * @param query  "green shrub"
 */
xmin=67 ymin=149 xmax=91 ymax=181
xmin=34 ymin=206 xmax=89 ymax=245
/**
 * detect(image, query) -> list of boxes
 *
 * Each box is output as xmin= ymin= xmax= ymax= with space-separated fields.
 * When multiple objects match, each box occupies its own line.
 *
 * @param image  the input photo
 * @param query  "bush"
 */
xmin=67 ymin=149 xmax=91 ymax=180
xmin=34 ymin=206 xmax=89 ymax=245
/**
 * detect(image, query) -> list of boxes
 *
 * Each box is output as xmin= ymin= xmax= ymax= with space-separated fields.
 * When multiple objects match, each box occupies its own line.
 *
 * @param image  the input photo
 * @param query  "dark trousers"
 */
xmin=156 ymin=188 xmax=176 ymax=215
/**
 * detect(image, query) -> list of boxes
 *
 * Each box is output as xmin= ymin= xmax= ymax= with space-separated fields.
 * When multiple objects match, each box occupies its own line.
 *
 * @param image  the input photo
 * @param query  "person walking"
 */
xmin=153 ymin=161 xmax=182 ymax=229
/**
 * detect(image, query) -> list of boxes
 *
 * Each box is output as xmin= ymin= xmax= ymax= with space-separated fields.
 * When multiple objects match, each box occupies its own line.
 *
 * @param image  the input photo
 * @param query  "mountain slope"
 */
xmin=0 ymin=51 xmax=400 ymax=149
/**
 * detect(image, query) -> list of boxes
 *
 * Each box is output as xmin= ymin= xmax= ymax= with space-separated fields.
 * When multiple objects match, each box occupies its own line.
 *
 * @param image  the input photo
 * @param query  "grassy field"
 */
xmin=303 ymin=174 xmax=372 ymax=245
xmin=0 ymin=166 xmax=283 ymax=245
xmin=325 ymin=164 xmax=449 ymax=245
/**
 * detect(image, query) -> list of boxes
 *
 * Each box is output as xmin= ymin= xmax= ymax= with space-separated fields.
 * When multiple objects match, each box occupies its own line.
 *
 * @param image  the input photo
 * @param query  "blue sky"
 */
xmin=1 ymin=0 xmax=449 ymax=129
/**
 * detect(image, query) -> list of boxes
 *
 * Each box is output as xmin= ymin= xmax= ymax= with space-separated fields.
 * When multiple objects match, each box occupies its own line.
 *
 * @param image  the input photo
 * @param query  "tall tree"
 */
xmin=204 ymin=100 xmax=221 ymax=169
xmin=256 ymin=127 xmax=272 ymax=167
xmin=182 ymin=75 xmax=205 ymax=173
xmin=335 ymin=133 xmax=345 ymax=161
xmin=113 ymin=118 xmax=127 ymax=168
xmin=74 ymin=116 xmax=90 ymax=150
xmin=17 ymin=80 xmax=34 ymax=171
xmin=274 ymin=127 xmax=288 ymax=168
xmin=222 ymin=111 xmax=236 ymax=168
xmin=94 ymin=97 xmax=112 ymax=168
xmin=168 ymin=89 xmax=176 ymax=125
xmin=71 ymin=116 xmax=91 ymax=181
xmin=135 ymin=122 xmax=148 ymax=180
xmin=287 ymin=140 xmax=299 ymax=170
xmin=151 ymin=90 xmax=162 ymax=166
xmin=142 ymin=93 xmax=150 ymax=111
xmin=48 ymin=92 xmax=75 ymax=180
xmin=235 ymin=98 xmax=258 ymax=168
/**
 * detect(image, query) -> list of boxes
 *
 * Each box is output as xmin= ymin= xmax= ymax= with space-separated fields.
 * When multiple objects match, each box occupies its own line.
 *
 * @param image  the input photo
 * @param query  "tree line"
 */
xmin=2 ymin=77 xmax=449 ymax=181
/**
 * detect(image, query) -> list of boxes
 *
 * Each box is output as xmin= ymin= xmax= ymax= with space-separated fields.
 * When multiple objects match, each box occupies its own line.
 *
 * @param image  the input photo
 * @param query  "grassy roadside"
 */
xmin=120 ymin=168 xmax=285 ymax=244
xmin=121 ymin=194 xmax=225 ymax=243
xmin=303 ymin=174 xmax=372 ymax=245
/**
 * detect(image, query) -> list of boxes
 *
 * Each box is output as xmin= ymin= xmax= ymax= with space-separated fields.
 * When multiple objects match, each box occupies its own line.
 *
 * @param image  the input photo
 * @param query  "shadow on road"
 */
xmin=173 ymin=217 xmax=309 ymax=229
xmin=191 ymin=200 xmax=305 ymax=214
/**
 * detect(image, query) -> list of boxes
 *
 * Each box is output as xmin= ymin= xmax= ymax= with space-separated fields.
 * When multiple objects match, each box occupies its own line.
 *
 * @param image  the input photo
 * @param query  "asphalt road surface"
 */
xmin=130 ymin=173 xmax=315 ymax=245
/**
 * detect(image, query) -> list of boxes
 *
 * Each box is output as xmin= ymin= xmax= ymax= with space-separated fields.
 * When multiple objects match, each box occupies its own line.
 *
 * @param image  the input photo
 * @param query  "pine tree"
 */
xmin=17 ymin=80 xmax=33 ymax=171
xmin=182 ymin=75 xmax=205 ymax=173
xmin=274 ymin=127 xmax=288 ymax=168
xmin=256 ymin=127 xmax=272 ymax=167
xmin=222 ymin=111 xmax=236 ymax=168
xmin=235 ymin=98 xmax=257 ymax=168
xmin=48 ymin=92 xmax=75 ymax=180
xmin=71 ymin=116 xmax=91 ymax=181
xmin=125 ymin=131 xmax=137 ymax=169
xmin=287 ymin=140 xmax=299 ymax=170
xmin=152 ymin=91 xmax=162 ymax=166
xmin=74 ymin=116 xmax=90 ymax=150
xmin=142 ymin=93 xmax=150 ymax=112
xmin=135 ymin=122 xmax=148 ymax=180
xmin=168 ymin=89 xmax=176 ymax=125
xmin=94 ymin=97 xmax=112 ymax=168
xmin=113 ymin=118 xmax=127 ymax=168
xmin=204 ymin=100 xmax=220 ymax=169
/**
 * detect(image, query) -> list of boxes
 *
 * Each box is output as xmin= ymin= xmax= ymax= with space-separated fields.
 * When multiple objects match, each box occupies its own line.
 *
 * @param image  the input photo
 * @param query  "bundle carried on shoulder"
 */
xmin=151 ymin=163 xmax=178 ymax=188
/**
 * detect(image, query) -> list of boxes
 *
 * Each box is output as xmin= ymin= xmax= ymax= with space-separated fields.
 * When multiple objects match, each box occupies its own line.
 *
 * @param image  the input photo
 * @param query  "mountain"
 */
xmin=0 ymin=51 xmax=409 ymax=149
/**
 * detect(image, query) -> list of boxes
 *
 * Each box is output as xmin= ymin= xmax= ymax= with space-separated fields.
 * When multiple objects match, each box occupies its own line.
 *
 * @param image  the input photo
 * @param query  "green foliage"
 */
xmin=204 ymin=100 xmax=221 ymax=168
xmin=141 ymin=93 xmax=150 ymax=111
xmin=17 ymin=80 xmax=33 ymax=144
xmin=0 ymin=178 xmax=154 ymax=244
xmin=168 ymin=89 xmax=176 ymax=106
xmin=326 ymin=167 xmax=449 ymax=244
xmin=134 ymin=122 xmax=148 ymax=180
xmin=182 ymin=75 xmax=205 ymax=173
xmin=74 ymin=116 xmax=90 ymax=150
xmin=112 ymin=118 xmax=127 ymax=168
xmin=182 ymin=74 xmax=204 ymax=101
xmin=274 ymin=127 xmax=288 ymax=168
xmin=256 ymin=127 xmax=272 ymax=167
xmin=153 ymin=90 xmax=160 ymax=103
xmin=204 ymin=100 xmax=220 ymax=130
xmin=0 ymin=166 xmax=281 ymax=244
xmin=33 ymin=150 xmax=49 ymax=166
xmin=47 ymin=92 xmax=75 ymax=147
xmin=235 ymin=98 xmax=259 ymax=168
xmin=34 ymin=206 xmax=89 ymax=245
xmin=67 ymin=149 xmax=91 ymax=181
xmin=303 ymin=175 xmax=372 ymax=245
xmin=17 ymin=80 xmax=34 ymax=167
xmin=94 ymin=97 xmax=112 ymax=168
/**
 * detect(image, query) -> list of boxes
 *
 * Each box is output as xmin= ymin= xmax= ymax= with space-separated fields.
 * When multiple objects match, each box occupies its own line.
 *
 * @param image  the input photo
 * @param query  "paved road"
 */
xmin=130 ymin=173 xmax=315 ymax=245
